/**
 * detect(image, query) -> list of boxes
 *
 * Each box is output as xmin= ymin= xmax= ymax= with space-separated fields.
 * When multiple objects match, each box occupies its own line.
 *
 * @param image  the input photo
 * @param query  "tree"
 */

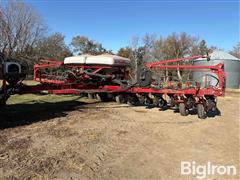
xmin=159 ymin=32 xmax=194 ymax=80
xmin=143 ymin=32 xmax=208 ymax=80
xmin=142 ymin=33 xmax=157 ymax=61
xmin=191 ymin=40 xmax=209 ymax=56
xmin=119 ymin=33 xmax=209 ymax=81
xmin=70 ymin=36 xmax=109 ymax=55
xmin=0 ymin=0 xmax=46 ymax=59
xmin=130 ymin=36 xmax=146 ymax=79
xmin=117 ymin=47 xmax=134 ymax=59
xmin=151 ymin=37 xmax=165 ymax=60
xmin=117 ymin=36 xmax=146 ymax=79
xmin=34 ymin=32 xmax=72 ymax=61
xmin=229 ymin=42 xmax=240 ymax=58
xmin=198 ymin=40 xmax=208 ymax=55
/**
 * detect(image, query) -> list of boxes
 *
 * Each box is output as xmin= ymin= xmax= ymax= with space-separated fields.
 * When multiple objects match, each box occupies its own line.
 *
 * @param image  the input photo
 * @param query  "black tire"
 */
xmin=127 ymin=96 xmax=139 ymax=106
xmin=153 ymin=96 xmax=160 ymax=106
xmin=159 ymin=99 xmax=167 ymax=108
xmin=137 ymin=68 xmax=152 ymax=87
xmin=169 ymin=97 xmax=176 ymax=107
xmin=96 ymin=93 xmax=109 ymax=102
xmin=197 ymin=104 xmax=207 ymax=119
xmin=179 ymin=103 xmax=189 ymax=116
xmin=115 ymin=95 xmax=126 ymax=104
xmin=88 ymin=93 xmax=94 ymax=99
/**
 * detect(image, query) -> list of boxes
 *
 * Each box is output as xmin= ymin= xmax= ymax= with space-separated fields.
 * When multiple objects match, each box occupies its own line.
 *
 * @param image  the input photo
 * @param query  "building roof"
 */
xmin=195 ymin=50 xmax=240 ymax=61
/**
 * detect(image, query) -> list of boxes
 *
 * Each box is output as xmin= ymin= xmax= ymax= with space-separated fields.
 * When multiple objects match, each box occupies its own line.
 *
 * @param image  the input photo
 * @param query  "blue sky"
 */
xmin=27 ymin=0 xmax=239 ymax=53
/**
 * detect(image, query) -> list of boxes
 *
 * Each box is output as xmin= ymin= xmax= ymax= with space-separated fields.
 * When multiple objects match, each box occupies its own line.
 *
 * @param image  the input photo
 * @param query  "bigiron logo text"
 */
xmin=181 ymin=161 xmax=237 ymax=179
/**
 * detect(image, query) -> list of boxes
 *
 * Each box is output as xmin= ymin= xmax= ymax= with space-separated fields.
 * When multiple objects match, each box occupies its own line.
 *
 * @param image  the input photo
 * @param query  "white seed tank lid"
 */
xmin=64 ymin=54 xmax=131 ymax=66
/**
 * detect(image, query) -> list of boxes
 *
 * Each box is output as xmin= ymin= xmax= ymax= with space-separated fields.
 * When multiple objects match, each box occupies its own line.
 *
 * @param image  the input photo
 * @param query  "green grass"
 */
xmin=0 ymin=80 xmax=97 ymax=129
xmin=22 ymin=80 xmax=40 ymax=85
xmin=0 ymin=80 xmax=95 ymax=105
xmin=7 ymin=94 xmax=92 ymax=105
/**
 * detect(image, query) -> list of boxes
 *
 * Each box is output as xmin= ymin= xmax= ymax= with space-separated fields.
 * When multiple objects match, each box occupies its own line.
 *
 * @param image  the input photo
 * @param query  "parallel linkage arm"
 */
xmin=146 ymin=55 xmax=208 ymax=68
xmin=145 ymin=55 xmax=225 ymax=91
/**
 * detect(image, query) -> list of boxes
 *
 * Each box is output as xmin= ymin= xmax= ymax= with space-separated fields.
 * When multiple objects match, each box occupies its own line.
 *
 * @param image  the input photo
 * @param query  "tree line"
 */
xmin=0 ymin=0 xmax=239 ymax=76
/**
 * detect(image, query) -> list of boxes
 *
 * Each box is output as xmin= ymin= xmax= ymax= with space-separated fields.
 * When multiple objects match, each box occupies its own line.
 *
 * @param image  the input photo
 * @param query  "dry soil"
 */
xmin=0 ymin=93 xmax=239 ymax=179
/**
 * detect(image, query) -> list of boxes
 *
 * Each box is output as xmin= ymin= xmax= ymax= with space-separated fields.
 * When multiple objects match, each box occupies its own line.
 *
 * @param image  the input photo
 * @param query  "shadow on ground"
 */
xmin=0 ymin=99 xmax=92 ymax=130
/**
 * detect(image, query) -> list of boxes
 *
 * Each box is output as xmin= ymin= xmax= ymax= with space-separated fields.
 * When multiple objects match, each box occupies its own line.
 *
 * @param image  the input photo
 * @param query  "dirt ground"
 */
xmin=0 ymin=92 xmax=239 ymax=179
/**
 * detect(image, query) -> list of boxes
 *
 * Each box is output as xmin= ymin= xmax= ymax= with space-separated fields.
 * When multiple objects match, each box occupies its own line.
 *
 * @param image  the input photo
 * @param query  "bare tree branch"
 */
xmin=0 ymin=0 xmax=47 ymax=59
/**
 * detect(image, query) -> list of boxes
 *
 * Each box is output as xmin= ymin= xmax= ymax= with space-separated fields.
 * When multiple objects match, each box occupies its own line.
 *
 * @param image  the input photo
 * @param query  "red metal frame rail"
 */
xmin=25 ymin=55 xmax=225 ymax=97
